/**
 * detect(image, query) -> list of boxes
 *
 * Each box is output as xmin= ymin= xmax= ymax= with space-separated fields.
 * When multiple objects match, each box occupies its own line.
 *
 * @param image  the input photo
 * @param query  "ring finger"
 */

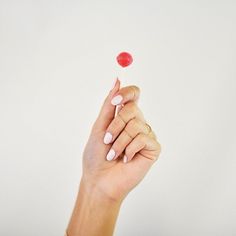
xmin=106 ymin=118 xmax=151 ymax=161
xmin=103 ymin=102 xmax=145 ymax=145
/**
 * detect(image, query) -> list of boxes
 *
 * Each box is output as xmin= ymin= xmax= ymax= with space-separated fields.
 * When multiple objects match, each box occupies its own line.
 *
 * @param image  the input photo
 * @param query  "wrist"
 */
xmin=80 ymin=175 xmax=125 ymax=204
xmin=66 ymin=176 xmax=122 ymax=236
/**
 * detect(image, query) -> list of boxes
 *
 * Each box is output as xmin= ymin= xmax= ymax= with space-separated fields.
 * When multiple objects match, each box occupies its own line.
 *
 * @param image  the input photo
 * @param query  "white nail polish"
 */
xmin=111 ymin=78 xmax=117 ymax=90
xmin=123 ymin=155 xmax=128 ymax=163
xmin=106 ymin=149 xmax=115 ymax=161
xmin=103 ymin=132 xmax=112 ymax=144
xmin=111 ymin=95 xmax=123 ymax=105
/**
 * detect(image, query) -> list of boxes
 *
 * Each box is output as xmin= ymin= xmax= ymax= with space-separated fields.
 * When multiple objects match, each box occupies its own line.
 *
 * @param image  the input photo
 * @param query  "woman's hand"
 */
xmin=82 ymin=79 xmax=161 ymax=202
xmin=67 ymin=79 xmax=161 ymax=236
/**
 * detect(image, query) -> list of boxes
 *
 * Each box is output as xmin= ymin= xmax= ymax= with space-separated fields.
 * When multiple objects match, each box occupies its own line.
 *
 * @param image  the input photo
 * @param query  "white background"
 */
xmin=0 ymin=0 xmax=236 ymax=235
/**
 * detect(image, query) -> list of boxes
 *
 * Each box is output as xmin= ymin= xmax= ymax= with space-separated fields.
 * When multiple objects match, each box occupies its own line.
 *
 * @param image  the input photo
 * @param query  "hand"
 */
xmin=82 ymin=79 xmax=161 ymax=202
xmin=66 ymin=79 xmax=161 ymax=236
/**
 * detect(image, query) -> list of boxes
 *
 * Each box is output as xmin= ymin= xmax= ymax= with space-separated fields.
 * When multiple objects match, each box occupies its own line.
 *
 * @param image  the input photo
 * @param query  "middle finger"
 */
xmin=106 ymin=118 xmax=151 ymax=161
xmin=103 ymin=102 xmax=145 ymax=145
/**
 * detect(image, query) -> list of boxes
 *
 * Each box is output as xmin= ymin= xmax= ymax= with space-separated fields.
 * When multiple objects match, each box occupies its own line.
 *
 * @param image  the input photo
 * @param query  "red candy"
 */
xmin=116 ymin=52 xmax=133 ymax=67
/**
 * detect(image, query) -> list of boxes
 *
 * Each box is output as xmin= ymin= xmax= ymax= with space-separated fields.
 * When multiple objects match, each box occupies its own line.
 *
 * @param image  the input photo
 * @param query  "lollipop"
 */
xmin=116 ymin=51 xmax=133 ymax=82
xmin=116 ymin=52 xmax=133 ymax=68
xmin=114 ymin=51 xmax=133 ymax=116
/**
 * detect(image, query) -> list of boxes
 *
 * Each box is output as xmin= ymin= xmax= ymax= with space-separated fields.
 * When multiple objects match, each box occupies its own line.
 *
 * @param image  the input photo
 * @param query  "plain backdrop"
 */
xmin=0 ymin=0 xmax=236 ymax=235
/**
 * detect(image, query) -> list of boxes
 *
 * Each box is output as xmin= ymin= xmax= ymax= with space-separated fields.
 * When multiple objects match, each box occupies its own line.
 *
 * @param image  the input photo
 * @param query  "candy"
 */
xmin=116 ymin=52 xmax=133 ymax=67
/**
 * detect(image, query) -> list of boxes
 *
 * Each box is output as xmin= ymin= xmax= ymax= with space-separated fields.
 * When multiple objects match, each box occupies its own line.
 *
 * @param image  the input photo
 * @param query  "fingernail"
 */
xmin=111 ymin=95 xmax=123 ymax=105
xmin=103 ymin=132 xmax=112 ymax=144
xmin=123 ymin=155 xmax=128 ymax=163
xmin=111 ymin=78 xmax=117 ymax=90
xmin=106 ymin=149 xmax=115 ymax=161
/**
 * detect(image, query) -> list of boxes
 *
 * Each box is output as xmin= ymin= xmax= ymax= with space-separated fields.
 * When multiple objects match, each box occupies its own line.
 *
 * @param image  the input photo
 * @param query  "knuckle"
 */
xmin=131 ymin=85 xmax=140 ymax=97
xmin=113 ymin=139 xmax=124 ymax=153
xmin=112 ymin=143 xmax=120 ymax=153
xmin=125 ymin=118 xmax=140 ymax=135
xmin=127 ymin=118 xmax=138 ymax=128
xmin=157 ymin=142 xmax=162 ymax=154
xmin=153 ymin=142 xmax=161 ymax=162
xmin=125 ymin=146 xmax=134 ymax=158
xmin=138 ymin=133 xmax=147 ymax=142
xmin=110 ymin=117 xmax=123 ymax=130
xmin=124 ymin=102 xmax=137 ymax=114
xmin=151 ymin=131 xmax=157 ymax=139
xmin=154 ymin=153 xmax=160 ymax=162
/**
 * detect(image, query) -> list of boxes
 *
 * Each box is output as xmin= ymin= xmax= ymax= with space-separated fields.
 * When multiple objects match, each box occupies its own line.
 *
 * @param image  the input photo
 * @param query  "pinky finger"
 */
xmin=124 ymin=133 xmax=160 ymax=163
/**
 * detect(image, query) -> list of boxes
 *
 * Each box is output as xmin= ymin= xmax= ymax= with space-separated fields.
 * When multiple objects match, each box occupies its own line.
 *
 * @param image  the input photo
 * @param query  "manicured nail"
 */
xmin=111 ymin=78 xmax=117 ymax=90
xmin=111 ymin=95 xmax=123 ymax=105
xmin=106 ymin=149 xmax=115 ymax=161
xmin=123 ymin=155 xmax=128 ymax=163
xmin=103 ymin=132 xmax=112 ymax=144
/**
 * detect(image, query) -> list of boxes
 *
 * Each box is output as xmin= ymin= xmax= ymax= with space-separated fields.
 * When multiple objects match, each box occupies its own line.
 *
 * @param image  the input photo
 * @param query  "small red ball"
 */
xmin=116 ymin=52 xmax=133 ymax=67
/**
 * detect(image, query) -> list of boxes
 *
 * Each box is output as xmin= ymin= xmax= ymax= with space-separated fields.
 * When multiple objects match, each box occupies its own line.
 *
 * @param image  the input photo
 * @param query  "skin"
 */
xmin=66 ymin=79 xmax=161 ymax=236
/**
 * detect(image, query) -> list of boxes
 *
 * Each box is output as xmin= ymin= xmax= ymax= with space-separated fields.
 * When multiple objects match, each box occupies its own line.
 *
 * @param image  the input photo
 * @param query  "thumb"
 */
xmin=92 ymin=78 xmax=120 ymax=132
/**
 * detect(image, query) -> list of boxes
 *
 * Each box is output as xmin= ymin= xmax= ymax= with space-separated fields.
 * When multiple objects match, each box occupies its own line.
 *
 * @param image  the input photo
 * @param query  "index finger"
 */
xmin=111 ymin=85 xmax=140 ymax=106
xmin=92 ymin=78 xmax=121 ymax=132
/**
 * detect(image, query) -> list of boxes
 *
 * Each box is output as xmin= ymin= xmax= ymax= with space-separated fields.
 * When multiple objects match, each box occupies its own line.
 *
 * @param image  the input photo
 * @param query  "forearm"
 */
xmin=66 ymin=177 xmax=122 ymax=236
xmin=66 ymin=83 xmax=161 ymax=235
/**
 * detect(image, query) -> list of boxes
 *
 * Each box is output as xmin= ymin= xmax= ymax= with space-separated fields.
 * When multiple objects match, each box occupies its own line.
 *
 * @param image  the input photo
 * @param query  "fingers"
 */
xmin=111 ymin=85 xmax=140 ymax=106
xmin=103 ymin=102 xmax=145 ymax=144
xmin=124 ymin=133 xmax=161 ymax=163
xmin=92 ymin=78 xmax=120 ymax=132
xmin=92 ymin=83 xmax=141 ymax=133
xmin=105 ymin=118 xmax=151 ymax=161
